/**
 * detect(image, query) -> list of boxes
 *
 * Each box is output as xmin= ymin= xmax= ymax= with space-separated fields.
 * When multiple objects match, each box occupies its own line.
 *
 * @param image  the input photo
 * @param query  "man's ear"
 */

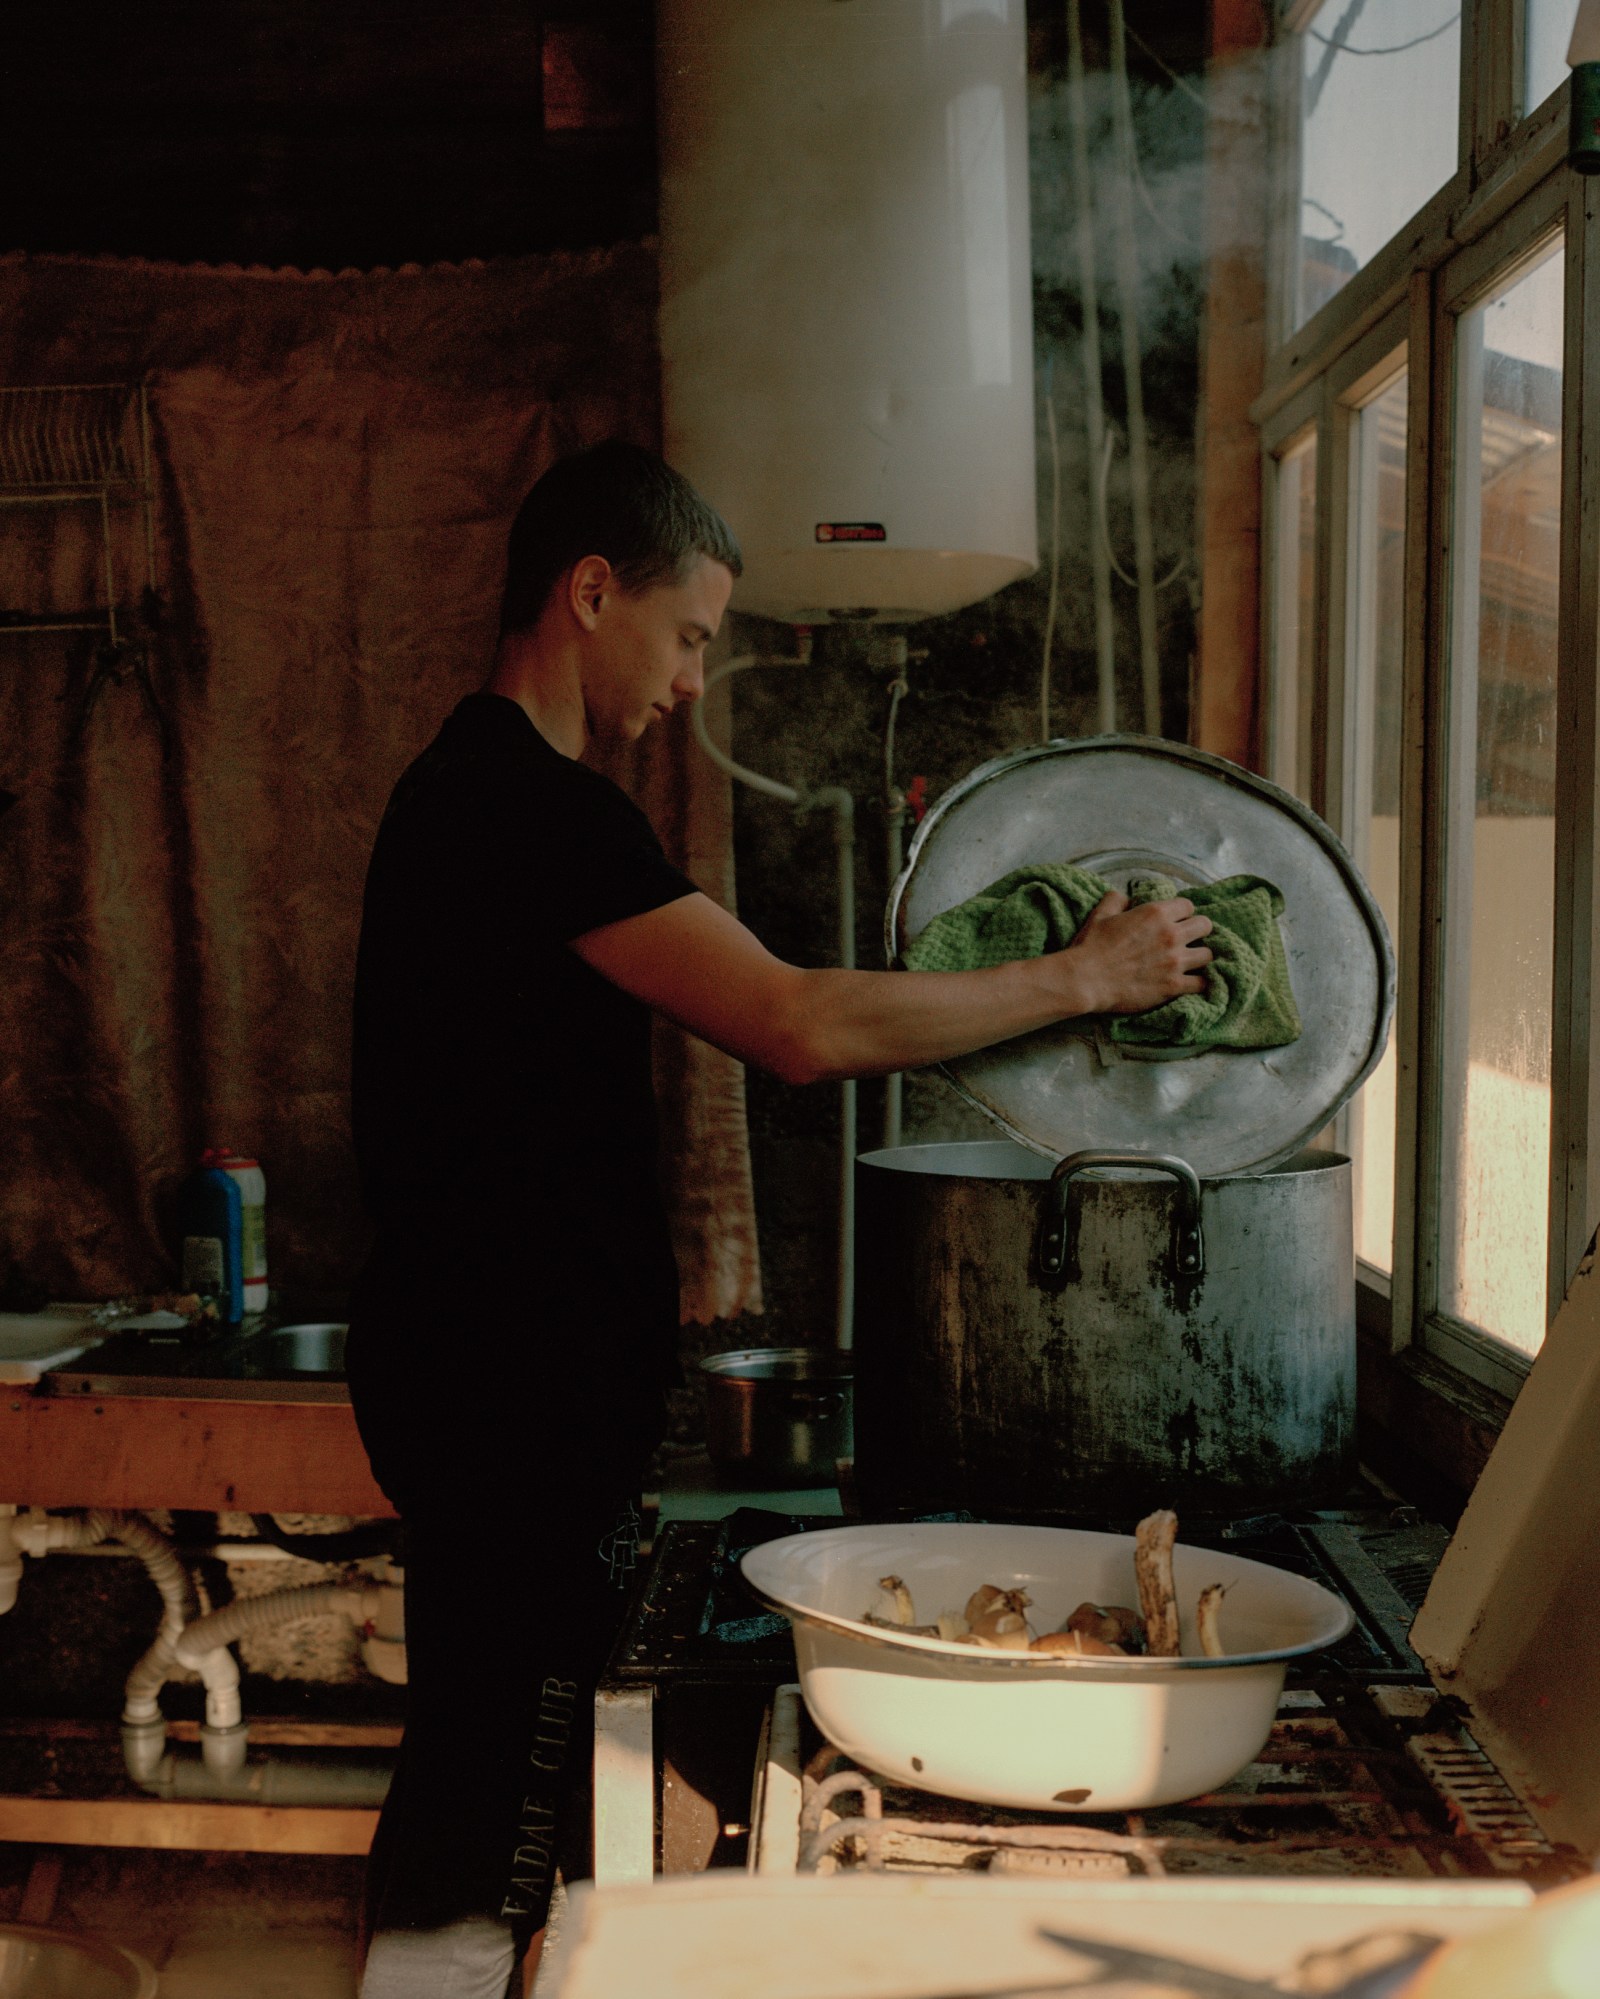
xmin=568 ymin=555 xmax=612 ymax=631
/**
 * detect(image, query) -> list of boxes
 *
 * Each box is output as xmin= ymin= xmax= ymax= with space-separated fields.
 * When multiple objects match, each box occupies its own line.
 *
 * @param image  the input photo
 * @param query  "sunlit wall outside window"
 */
xmin=1525 ymin=0 xmax=1575 ymax=113
xmin=1297 ymin=2 xmax=1461 ymax=327
xmin=1344 ymin=373 xmax=1408 ymax=1277
xmin=1440 ymin=241 xmax=1563 ymax=1358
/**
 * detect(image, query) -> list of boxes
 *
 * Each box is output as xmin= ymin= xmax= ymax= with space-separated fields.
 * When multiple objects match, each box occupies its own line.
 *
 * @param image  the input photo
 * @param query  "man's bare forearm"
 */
xmin=571 ymin=887 xmax=1211 ymax=1087
xmin=773 ymin=956 xmax=1096 ymax=1086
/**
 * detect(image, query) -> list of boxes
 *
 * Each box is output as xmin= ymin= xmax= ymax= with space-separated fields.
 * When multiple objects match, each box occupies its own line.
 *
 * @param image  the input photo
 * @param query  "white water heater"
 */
xmin=657 ymin=0 xmax=1038 ymax=625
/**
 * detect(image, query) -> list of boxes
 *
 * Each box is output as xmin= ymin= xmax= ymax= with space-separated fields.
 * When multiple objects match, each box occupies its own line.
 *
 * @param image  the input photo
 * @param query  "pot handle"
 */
xmin=784 ymin=1388 xmax=847 ymax=1420
xmin=1035 ymin=1150 xmax=1206 ymax=1286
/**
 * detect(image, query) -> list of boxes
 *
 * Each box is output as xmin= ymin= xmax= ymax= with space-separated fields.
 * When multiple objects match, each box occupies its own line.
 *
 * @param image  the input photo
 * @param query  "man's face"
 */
xmin=579 ymin=555 xmax=734 ymax=744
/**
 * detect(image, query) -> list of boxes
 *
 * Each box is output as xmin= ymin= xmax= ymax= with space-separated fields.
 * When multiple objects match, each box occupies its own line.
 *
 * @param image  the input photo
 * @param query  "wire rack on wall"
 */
xmin=0 ymin=381 xmax=156 ymax=644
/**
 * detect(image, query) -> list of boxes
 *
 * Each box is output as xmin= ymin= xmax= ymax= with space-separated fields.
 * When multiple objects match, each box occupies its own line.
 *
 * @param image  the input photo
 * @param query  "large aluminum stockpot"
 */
xmin=742 ymin=1521 xmax=1353 ymax=1810
xmin=861 ymin=737 xmax=1393 ymax=1522
xmin=854 ymin=1141 xmax=1355 ymax=1519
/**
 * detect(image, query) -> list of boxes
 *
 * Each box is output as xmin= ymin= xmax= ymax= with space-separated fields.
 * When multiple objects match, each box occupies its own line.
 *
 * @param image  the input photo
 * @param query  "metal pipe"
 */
xmin=810 ymin=785 xmax=857 ymax=1351
xmin=691 ymin=649 xmax=809 ymax=803
xmin=126 ymin=1741 xmax=392 ymax=1809
xmin=881 ymin=656 xmax=910 ymax=1150
xmin=1066 ymin=0 xmax=1119 ymax=734
xmin=692 ymin=640 xmax=856 ymax=1350
xmin=1107 ymin=0 xmax=1162 ymax=735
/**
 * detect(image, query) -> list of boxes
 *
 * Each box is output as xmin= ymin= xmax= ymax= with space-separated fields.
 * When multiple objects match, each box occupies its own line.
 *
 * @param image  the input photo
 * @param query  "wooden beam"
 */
xmin=0 ymin=1795 xmax=377 ymax=1855
xmin=1194 ymin=0 xmax=1271 ymax=769
xmin=0 ymin=1392 xmax=395 ymax=1516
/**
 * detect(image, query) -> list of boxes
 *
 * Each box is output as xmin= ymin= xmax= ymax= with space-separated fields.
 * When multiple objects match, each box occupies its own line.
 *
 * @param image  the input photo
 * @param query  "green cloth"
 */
xmin=901 ymin=862 xmax=1301 ymax=1052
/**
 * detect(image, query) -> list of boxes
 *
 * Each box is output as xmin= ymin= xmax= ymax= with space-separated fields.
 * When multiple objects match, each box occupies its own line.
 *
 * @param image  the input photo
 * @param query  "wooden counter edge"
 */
xmin=0 ymin=1389 xmax=396 ymax=1516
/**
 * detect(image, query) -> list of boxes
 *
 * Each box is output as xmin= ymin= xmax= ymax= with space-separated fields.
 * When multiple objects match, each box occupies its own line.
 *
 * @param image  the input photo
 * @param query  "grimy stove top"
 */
xmin=773 ymin=1682 xmax=1571 ymax=1884
xmin=600 ymin=1501 xmax=1587 ymax=1889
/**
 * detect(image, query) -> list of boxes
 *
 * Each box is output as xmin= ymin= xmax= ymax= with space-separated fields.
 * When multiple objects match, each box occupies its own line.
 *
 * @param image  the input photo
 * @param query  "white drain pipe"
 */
xmin=0 ymin=1504 xmax=404 ymax=1786
xmin=0 ymin=1505 xmax=196 ymax=1637
xmin=123 ymin=1577 xmax=401 ymax=1781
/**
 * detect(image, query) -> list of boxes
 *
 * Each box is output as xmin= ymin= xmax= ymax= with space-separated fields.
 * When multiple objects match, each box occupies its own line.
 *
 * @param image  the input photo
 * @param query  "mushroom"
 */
xmin=967 ymin=1585 xmax=1034 ymax=1650
xmin=1134 ymin=1509 xmax=1182 ymax=1658
xmin=1029 ymin=1629 xmax=1123 ymax=1657
xmin=869 ymin=1575 xmax=917 ymax=1626
xmin=1064 ymin=1601 xmax=1147 ymax=1651
xmin=1196 ymin=1581 xmax=1228 ymax=1658
xmin=963 ymin=1583 xmax=1006 ymax=1627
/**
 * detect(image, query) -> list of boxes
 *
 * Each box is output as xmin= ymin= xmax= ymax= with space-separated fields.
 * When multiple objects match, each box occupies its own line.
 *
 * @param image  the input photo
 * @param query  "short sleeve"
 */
xmin=487 ymin=755 xmax=697 ymax=942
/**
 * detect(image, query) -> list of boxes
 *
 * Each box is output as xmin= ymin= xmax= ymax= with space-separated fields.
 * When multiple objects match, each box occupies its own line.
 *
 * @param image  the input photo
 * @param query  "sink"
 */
xmin=46 ymin=1317 xmax=351 ymax=1402
xmin=240 ymin=1322 xmax=347 ymax=1374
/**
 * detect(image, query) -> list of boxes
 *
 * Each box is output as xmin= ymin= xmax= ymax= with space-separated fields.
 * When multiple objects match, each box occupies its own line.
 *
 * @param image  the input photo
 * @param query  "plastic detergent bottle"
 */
xmin=176 ymin=1155 xmax=244 ymax=1324
xmin=213 ymin=1149 xmax=268 ymax=1314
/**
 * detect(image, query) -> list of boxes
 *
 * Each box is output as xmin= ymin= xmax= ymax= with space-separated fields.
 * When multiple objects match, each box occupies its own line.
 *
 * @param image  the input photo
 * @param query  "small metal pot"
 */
xmin=700 ymin=1347 xmax=854 ymax=1488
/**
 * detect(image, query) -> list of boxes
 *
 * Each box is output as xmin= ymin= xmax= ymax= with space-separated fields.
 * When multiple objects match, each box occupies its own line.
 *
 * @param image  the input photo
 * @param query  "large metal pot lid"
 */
xmin=886 ymin=736 xmax=1395 ymax=1178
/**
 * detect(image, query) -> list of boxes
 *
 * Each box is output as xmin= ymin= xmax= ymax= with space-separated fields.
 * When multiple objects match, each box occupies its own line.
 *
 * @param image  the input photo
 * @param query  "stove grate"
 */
xmin=785 ymin=1682 xmax=1581 ymax=1885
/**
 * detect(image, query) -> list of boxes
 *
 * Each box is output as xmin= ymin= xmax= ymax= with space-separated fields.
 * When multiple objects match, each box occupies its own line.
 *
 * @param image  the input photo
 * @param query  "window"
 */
xmin=1437 ymin=242 xmax=1564 ymax=1357
xmin=1344 ymin=371 xmax=1408 ymax=1278
xmin=1525 ymin=0 xmax=1575 ymax=111
xmin=1295 ymin=1 xmax=1462 ymax=327
xmin=1260 ymin=1 xmax=1599 ymax=1447
xmin=1268 ymin=433 xmax=1319 ymax=796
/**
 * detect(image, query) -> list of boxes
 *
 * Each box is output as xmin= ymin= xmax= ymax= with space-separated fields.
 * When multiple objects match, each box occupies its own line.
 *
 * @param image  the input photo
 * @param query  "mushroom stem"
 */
xmin=1134 ymin=1509 xmax=1181 ymax=1658
xmin=1196 ymin=1582 xmax=1228 ymax=1658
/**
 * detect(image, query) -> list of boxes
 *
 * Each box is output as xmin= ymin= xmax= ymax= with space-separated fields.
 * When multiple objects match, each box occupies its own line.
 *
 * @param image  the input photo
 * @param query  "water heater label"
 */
xmin=815 ymin=522 xmax=886 ymax=542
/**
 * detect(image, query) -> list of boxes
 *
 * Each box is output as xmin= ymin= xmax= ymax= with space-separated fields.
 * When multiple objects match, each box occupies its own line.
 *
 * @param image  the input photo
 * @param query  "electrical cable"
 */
xmin=1308 ymin=13 xmax=1458 ymax=57
xmin=1304 ymin=0 xmax=1368 ymax=117
xmin=1129 ymin=142 xmax=1195 ymax=249
xmin=1097 ymin=428 xmax=1186 ymax=592
xmin=1302 ymin=195 xmax=1347 ymax=241
xmin=1121 ymin=19 xmax=1208 ymax=109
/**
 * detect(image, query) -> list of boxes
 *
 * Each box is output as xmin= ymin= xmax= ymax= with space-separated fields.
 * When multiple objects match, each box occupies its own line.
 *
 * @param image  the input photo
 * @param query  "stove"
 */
xmin=592 ymin=1501 xmax=1587 ymax=1891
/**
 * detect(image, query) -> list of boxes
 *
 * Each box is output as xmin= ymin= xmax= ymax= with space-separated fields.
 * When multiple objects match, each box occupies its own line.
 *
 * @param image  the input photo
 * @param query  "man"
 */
xmin=348 ymin=441 xmax=1211 ymax=1998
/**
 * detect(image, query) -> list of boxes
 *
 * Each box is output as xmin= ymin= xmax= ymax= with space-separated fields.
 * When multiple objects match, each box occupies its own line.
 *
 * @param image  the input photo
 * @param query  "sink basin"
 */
xmin=46 ymin=1317 xmax=351 ymax=1402
xmin=0 ymin=1925 xmax=156 ymax=1999
xmin=240 ymin=1322 xmax=347 ymax=1374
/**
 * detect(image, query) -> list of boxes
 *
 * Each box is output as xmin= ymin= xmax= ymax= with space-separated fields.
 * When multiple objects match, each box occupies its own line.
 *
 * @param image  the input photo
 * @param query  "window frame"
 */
xmin=1254 ymin=0 xmax=1600 ymax=1462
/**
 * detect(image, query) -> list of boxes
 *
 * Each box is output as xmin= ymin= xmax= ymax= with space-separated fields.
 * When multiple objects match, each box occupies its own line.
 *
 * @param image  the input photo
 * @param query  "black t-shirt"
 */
xmin=350 ymin=692 xmax=696 ymax=1393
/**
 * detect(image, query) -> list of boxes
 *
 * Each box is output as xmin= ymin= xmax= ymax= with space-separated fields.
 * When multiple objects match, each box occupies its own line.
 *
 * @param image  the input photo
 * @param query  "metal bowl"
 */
xmin=246 ymin=1322 xmax=347 ymax=1374
xmin=699 ymin=1347 xmax=853 ymax=1488
xmin=0 ymin=1926 xmax=156 ymax=1999
xmin=742 ymin=1520 xmax=1353 ymax=1811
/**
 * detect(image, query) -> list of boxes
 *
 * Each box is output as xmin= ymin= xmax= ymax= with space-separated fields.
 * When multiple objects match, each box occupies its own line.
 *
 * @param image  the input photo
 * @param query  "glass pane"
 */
xmin=1525 ymin=0 xmax=1574 ymax=113
xmin=1439 ymin=240 xmax=1564 ymax=1357
xmin=1297 ymin=1 xmax=1461 ymax=327
xmin=1269 ymin=435 xmax=1318 ymax=801
xmin=1344 ymin=372 xmax=1408 ymax=1276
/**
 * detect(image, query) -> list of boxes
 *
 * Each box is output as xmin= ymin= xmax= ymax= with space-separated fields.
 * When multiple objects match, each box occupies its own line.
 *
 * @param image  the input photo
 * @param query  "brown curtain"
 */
xmin=0 ymin=249 xmax=762 ymax=1323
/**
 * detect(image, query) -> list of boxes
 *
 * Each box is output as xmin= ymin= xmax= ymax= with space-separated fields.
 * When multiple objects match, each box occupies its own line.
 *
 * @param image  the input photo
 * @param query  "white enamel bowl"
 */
xmin=741 ymin=1521 xmax=1353 ymax=1812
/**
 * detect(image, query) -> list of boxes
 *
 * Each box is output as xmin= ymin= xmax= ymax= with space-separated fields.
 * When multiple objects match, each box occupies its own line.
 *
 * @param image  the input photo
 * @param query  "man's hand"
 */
xmin=1054 ymin=889 xmax=1214 ymax=1016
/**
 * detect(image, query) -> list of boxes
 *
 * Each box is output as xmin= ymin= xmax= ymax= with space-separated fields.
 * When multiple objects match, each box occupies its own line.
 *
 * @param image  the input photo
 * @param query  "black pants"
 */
xmin=346 ymin=1307 xmax=661 ymax=1959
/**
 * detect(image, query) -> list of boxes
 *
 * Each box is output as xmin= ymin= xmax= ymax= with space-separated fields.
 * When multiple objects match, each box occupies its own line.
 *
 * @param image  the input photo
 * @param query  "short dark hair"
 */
xmin=499 ymin=440 xmax=743 ymax=634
